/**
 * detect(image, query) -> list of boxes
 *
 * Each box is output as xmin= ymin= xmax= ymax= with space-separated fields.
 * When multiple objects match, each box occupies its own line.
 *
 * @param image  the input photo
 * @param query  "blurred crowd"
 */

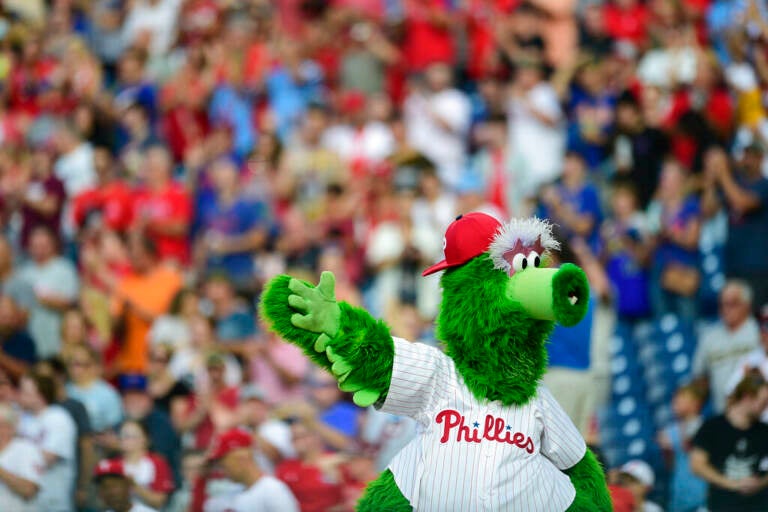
xmin=0 ymin=0 xmax=766 ymax=511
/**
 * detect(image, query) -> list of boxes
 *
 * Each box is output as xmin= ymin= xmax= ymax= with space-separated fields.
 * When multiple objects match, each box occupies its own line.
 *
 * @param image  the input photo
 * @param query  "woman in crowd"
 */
xmin=117 ymin=419 xmax=175 ymax=509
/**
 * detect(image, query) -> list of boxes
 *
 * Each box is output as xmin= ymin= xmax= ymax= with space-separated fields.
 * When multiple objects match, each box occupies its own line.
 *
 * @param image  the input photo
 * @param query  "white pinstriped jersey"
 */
xmin=378 ymin=337 xmax=586 ymax=511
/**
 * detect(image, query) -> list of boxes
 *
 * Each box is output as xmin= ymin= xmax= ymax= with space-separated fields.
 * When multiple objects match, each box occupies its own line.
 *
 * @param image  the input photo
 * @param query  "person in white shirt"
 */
xmin=404 ymin=63 xmax=471 ymax=189
xmin=692 ymin=280 xmax=761 ymax=412
xmin=17 ymin=371 xmax=78 ymax=512
xmin=725 ymin=304 xmax=768 ymax=420
xmin=205 ymin=428 xmax=299 ymax=512
xmin=94 ymin=458 xmax=158 ymax=512
xmin=0 ymin=402 xmax=43 ymax=512
xmin=507 ymin=59 xmax=565 ymax=200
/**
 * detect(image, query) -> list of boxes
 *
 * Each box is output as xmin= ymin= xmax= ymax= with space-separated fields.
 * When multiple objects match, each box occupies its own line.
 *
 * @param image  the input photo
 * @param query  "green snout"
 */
xmin=505 ymin=262 xmax=590 ymax=326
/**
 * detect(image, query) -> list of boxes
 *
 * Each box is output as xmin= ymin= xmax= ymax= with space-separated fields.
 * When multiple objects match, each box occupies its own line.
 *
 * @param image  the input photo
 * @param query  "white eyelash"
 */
xmin=489 ymin=217 xmax=560 ymax=272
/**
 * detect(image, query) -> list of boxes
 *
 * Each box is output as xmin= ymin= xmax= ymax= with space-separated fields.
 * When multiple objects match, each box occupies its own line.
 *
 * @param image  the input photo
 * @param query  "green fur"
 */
xmin=259 ymin=274 xmax=334 ymax=371
xmin=552 ymin=263 xmax=590 ymax=327
xmin=326 ymin=302 xmax=395 ymax=402
xmin=357 ymin=469 xmax=413 ymax=512
xmin=565 ymin=448 xmax=613 ymax=512
xmin=438 ymin=254 xmax=554 ymax=406
xmin=259 ymin=274 xmax=394 ymax=401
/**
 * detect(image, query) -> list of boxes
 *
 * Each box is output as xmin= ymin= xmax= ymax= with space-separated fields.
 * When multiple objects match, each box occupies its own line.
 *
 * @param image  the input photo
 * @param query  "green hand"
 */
xmin=327 ymin=346 xmax=381 ymax=407
xmin=288 ymin=271 xmax=341 ymax=337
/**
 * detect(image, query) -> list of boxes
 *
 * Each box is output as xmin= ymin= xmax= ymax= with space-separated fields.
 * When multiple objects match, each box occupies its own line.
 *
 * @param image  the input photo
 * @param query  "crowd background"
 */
xmin=0 ymin=0 xmax=767 ymax=511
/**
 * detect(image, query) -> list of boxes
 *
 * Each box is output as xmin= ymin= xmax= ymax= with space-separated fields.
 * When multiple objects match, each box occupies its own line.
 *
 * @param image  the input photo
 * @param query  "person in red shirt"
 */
xmin=276 ymin=418 xmax=346 ymax=512
xmin=72 ymin=146 xmax=133 ymax=233
xmin=603 ymin=0 xmax=649 ymax=48
xmin=116 ymin=419 xmax=175 ymax=509
xmin=402 ymin=0 xmax=456 ymax=73
xmin=464 ymin=0 xmax=518 ymax=79
xmin=130 ymin=145 xmax=192 ymax=265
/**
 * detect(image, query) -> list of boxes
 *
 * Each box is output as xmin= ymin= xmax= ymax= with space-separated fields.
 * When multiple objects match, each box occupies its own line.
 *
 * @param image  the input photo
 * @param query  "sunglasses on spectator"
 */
xmin=149 ymin=355 xmax=169 ymax=364
xmin=720 ymin=299 xmax=743 ymax=308
xmin=69 ymin=359 xmax=92 ymax=368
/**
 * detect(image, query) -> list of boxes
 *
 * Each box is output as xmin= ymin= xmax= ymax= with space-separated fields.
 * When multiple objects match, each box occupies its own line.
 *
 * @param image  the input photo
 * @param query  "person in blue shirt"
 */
xmin=566 ymin=60 xmax=617 ymax=171
xmin=648 ymin=159 xmax=702 ymax=327
xmin=600 ymin=180 xmax=652 ymax=324
xmin=194 ymin=158 xmax=270 ymax=292
xmin=702 ymin=143 xmax=768 ymax=314
xmin=537 ymin=151 xmax=603 ymax=254
xmin=542 ymin=236 xmax=596 ymax=436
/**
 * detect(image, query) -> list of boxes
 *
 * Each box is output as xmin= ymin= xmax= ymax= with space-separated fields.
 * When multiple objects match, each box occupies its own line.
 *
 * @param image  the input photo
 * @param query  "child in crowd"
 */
xmin=658 ymin=384 xmax=707 ymax=512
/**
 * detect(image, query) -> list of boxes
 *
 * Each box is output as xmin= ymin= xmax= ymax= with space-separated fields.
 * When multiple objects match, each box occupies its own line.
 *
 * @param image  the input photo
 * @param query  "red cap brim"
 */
xmin=422 ymin=260 xmax=452 ymax=276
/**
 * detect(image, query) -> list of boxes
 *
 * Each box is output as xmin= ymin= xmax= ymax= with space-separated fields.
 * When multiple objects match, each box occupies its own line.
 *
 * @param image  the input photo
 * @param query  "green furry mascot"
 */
xmin=260 ymin=213 xmax=613 ymax=511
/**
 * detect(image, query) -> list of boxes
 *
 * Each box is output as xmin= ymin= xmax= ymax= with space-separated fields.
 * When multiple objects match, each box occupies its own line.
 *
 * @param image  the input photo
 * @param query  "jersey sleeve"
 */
xmin=537 ymin=386 xmax=587 ymax=471
xmin=263 ymin=478 xmax=300 ymax=512
xmin=377 ymin=337 xmax=453 ymax=424
xmin=149 ymin=454 xmax=175 ymax=494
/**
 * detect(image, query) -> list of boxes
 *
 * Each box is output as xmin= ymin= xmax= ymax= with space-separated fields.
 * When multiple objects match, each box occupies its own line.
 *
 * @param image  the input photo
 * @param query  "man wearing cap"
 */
xmin=94 ymin=458 xmax=157 ymax=512
xmin=613 ymin=460 xmax=663 ymax=512
xmin=205 ymin=427 xmax=298 ymax=512
xmin=702 ymin=142 xmax=768 ymax=311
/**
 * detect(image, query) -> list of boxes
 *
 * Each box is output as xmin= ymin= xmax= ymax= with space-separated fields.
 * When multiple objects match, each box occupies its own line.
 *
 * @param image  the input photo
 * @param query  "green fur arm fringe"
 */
xmin=259 ymin=275 xmax=394 ymax=400
xmin=357 ymin=469 xmax=412 ymax=511
xmin=326 ymin=302 xmax=395 ymax=403
xmin=260 ymin=274 xmax=334 ymax=371
xmin=564 ymin=449 xmax=613 ymax=512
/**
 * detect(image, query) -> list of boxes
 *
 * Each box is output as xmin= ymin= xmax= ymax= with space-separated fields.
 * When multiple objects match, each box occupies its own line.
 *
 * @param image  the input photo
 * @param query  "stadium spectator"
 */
xmin=702 ymin=142 xmax=768 ymax=311
xmin=236 ymin=383 xmax=295 ymax=475
xmin=110 ymin=236 xmax=183 ymax=374
xmin=207 ymin=427 xmax=299 ymax=512
xmin=611 ymin=459 xmax=664 ymax=512
xmin=647 ymin=158 xmax=702 ymax=325
xmin=0 ymin=402 xmax=43 ymax=512
xmin=692 ymin=280 xmax=761 ymax=413
xmin=691 ymin=370 xmax=768 ymax=512
xmin=0 ymin=295 xmax=37 ymax=380
xmin=657 ymin=384 xmax=707 ymax=512
xmin=119 ymin=374 xmax=181 ymax=486
xmin=276 ymin=418 xmax=344 ymax=512
xmin=404 ymin=63 xmax=471 ymax=189
xmin=129 ymin=145 xmax=192 ymax=265
xmin=35 ymin=357 xmax=97 ymax=512
xmin=66 ymin=344 xmax=124 ymax=435
xmin=93 ymin=458 xmax=157 ymax=512
xmin=19 ymin=148 xmax=66 ymax=249
xmin=17 ymin=226 xmax=80 ymax=359
xmin=194 ymin=159 xmax=269 ymax=291
xmin=600 ymin=180 xmax=652 ymax=322
xmin=116 ymin=419 xmax=175 ymax=509
xmin=17 ymin=371 xmax=78 ymax=512
xmin=508 ymin=58 xmax=565 ymax=201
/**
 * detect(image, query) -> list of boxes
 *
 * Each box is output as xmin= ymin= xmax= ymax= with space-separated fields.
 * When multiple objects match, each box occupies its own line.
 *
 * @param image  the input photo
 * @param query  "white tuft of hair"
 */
xmin=489 ymin=217 xmax=561 ymax=272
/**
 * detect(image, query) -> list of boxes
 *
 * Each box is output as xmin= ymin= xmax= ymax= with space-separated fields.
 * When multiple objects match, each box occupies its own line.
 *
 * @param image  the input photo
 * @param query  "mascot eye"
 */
xmin=511 ymin=253 xmax=527 ymax=272
xmin=528 ymin=251 xmax=541 ymax=268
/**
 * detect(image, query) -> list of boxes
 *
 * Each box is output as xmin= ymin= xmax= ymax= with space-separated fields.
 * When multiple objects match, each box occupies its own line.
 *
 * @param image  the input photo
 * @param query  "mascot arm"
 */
xmin=564 ymin=448 xmax=613 ymax=512
xmin=260 ymin=272 xmax=394 ymax=407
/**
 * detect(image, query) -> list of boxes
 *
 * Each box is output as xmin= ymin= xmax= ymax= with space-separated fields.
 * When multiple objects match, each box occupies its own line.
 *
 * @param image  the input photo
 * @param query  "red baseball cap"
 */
xmin=422 ymin=212 xmax=502 ymax=276
xmin=94 ymin=458 xmax=126 ymax=480
xmin=207 ymin=428 xmax=253 ymax=461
